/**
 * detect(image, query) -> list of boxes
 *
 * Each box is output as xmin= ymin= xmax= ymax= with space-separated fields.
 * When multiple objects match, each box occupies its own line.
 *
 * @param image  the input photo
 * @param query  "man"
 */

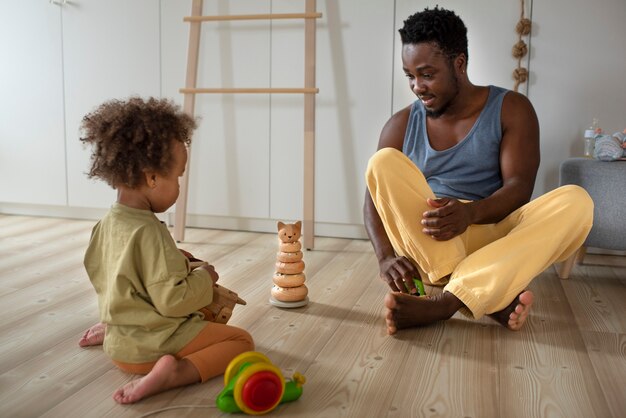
xmin=363 ymin=7 xmax=593 ymax=335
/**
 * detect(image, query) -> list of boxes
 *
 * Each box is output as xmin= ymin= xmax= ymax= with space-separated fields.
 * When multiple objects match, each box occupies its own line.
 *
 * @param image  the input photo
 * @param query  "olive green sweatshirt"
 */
xmin=84 ymin=203 xmax=213 ymax=363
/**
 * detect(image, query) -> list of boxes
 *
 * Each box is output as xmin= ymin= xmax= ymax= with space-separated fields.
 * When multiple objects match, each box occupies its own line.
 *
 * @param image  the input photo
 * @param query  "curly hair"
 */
xmin=80 ymin=97 xmax=197 ymax=188
xmin=399 ymin=6 xmax=468 ymax=63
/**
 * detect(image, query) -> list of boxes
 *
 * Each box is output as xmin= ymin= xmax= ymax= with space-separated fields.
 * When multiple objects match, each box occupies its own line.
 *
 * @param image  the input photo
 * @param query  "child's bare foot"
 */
xmin=113 ymin=355 xmax=200 ymax=404
xmin=78 ymin=322 xmax=106 ymax=347
xmin=384 ymin=291 xmax=464 ymax=335
xmin=489 ymin=290 xmax=534 ymax=331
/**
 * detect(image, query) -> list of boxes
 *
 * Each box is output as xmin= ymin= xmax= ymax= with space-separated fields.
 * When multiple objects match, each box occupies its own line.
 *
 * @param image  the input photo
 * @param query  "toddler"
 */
xmin=78 ymin=97 xmax=254 ymax=404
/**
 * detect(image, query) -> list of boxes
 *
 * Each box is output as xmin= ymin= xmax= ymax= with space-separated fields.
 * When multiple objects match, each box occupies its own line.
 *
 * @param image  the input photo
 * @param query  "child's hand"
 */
xmin=180 ymin=249 xmax=193 ymax=258
xmin=179 ymin=248 xmax=202 ymax=262
xmin=200 ymin=263 xmax=219 ymax=284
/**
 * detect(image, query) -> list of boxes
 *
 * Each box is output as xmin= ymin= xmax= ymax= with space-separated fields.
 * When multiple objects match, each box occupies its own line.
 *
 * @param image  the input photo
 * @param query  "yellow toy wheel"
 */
xmin=224 ymin=351 xmax=272 ymax=386
xmin=233 ymin=363 xmax=285 ymax=415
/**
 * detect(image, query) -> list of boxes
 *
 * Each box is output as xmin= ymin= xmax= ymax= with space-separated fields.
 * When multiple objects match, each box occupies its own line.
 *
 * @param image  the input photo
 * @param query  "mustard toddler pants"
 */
xmin=366 ymin=148 xmax=593 ymax=319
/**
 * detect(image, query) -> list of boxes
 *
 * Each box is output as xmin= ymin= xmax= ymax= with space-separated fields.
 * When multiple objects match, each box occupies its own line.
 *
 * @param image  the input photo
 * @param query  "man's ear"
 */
xmin=455 ymin=53 xmax=467 ymax=74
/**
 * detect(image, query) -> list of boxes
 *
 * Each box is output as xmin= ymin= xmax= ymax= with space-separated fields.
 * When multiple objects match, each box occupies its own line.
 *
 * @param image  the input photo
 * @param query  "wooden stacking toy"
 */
xmin=270 ymin=221 xmax=309 ymax=308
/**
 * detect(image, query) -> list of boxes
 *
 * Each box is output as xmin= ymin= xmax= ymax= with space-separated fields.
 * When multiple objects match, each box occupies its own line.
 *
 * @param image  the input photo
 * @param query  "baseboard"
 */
xmin=586 ymin=247 xmax=626 ymax=257
xmin=0 ymin=203 xmax=168 ymax=223
xmin=0 ymin=203 xmax=368 ymax=240
xmin=171 ymin=213 xmax=369 ymax=240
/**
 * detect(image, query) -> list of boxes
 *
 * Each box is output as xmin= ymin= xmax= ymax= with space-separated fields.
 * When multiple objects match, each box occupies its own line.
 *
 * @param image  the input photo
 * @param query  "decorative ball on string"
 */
xmin=512 ymin=40 xmax=528 ymax=59
xmin=516 ymin=18 xmax=532 ymax=36
xmin=513 ymin=67 xmax=528 ymax=87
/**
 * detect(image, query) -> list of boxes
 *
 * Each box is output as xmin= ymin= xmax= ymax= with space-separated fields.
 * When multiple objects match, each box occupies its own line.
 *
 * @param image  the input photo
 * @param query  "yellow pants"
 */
xmin=366 ymin=148 xmax=593 ymax=319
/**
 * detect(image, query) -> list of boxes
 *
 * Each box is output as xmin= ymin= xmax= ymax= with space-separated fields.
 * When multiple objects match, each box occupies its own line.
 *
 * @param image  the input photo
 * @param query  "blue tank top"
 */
xmin=402 ymin=85 xmax=508 ymax=201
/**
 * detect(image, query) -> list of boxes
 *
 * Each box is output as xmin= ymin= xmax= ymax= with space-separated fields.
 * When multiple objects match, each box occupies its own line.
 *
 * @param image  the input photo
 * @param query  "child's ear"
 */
xmin=144 ymin=171 xmax=158 ymax=189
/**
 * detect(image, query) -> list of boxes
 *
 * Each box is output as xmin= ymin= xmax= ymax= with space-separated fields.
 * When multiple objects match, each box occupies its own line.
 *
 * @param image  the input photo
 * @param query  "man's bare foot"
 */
xmin=489 ymin=290 xmax=534 ymax=331
xmin=78 ymin=322 xmax=106 ymax=347
xmin=384 ymin=291 xmax=464 ymax=335
xmin=113 ymin=355 xmax=200 ymax=404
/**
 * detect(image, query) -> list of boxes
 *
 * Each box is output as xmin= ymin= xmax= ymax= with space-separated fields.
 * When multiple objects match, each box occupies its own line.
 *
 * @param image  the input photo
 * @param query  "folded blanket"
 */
xmin=594 ymin=132 xmax=625 ymax=161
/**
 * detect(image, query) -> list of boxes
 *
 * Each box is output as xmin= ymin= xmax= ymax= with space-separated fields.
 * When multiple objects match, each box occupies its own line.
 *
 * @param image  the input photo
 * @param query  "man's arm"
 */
xmin=364 ymin=106 xmax=421 ymax=293
xmin=421 ymin=92 xmax=540 ymax=240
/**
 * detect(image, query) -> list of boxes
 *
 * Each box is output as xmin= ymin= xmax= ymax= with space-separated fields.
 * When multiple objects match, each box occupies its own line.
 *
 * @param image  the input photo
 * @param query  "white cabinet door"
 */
xmin=161 ymin=0 xmax=271 ymax=219
xmin=0 ymin=3 xmax=67 ymax=205
xmin=63 ymin=0 xmax=161 ymax=209
xmin=270 ymin=0 xmax=394 ymax=226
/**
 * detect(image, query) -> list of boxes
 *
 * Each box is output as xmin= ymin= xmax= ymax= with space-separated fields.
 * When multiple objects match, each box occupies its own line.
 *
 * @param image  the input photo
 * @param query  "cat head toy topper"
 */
xmin=277 ymin=221 xmax=302 ymax=243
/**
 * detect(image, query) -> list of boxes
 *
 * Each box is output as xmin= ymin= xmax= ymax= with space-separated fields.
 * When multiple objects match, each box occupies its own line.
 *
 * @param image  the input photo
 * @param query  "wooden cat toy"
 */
xmin=270 ymin=221 xmax=309 ymax=308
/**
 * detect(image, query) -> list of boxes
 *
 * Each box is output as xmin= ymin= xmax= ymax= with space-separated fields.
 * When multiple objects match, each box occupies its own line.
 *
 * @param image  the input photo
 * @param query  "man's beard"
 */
xmin=425 ymin=73 xmax=460 ymax=119
xmin=425 ymin=107 xmax=447 ymax=119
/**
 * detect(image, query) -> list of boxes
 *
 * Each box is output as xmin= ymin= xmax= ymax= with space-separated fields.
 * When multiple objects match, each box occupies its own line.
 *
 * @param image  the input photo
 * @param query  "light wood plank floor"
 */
xmin=1 ymin=214 xmax=625 ymax=418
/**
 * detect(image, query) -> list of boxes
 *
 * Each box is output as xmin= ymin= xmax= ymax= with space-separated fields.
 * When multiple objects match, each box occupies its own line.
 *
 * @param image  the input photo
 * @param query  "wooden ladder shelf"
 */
xmin=174 ymin=0 xmax=321 ymax=250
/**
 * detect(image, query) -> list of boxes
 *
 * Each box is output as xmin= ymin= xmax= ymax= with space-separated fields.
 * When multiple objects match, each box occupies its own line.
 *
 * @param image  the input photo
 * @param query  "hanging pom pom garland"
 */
xmin=512 ymin=0 xmax=532 ymax=92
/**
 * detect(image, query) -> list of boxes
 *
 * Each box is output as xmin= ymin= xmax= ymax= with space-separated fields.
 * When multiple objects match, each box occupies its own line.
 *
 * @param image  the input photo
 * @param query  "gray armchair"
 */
xmin=556 ymin=158 xmax=626 ymax=278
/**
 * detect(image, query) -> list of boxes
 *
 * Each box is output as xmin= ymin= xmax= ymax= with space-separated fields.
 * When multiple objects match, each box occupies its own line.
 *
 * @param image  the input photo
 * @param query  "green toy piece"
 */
xmin=405 ymin=277 xmax=426 ymax=296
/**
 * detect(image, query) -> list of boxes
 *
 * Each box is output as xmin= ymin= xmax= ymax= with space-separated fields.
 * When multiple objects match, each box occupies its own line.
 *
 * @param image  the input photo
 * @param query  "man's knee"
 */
xmin=365 ymin=148 xmax=403 ymax=182
xmin=560 ymin=184 xmax=593 ymax=211
xmin=557 ymin=184 xmax=594 ymax=224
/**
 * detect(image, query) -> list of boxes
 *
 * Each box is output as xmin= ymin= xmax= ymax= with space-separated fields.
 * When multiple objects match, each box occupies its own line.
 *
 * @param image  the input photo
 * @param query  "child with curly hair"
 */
xmin=78 ymin=97 xmax=254 ymax=404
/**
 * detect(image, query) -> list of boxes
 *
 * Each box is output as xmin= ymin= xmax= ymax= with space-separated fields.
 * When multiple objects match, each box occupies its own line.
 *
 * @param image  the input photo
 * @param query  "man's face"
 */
xmin=401 ymin=42 xmax=460 ymax=118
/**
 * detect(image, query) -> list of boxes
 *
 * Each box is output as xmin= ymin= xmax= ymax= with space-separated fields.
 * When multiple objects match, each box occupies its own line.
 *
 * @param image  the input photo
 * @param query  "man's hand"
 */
xmin=421 ymin=198 xmax=472 ymax=241
xmin=379 ymin=256 xmax=420 ymax=294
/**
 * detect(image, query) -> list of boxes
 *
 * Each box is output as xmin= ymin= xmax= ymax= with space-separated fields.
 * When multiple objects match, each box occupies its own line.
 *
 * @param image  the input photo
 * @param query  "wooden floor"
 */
xmin=1 ymin=214 xmax=625 ymax=418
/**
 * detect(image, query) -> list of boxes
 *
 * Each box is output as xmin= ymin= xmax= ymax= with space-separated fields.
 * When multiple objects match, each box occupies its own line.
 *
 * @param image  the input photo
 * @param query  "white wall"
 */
xmin=530 ymin=0 xmax=626 ymax=194
xmin=1 ymin=0 xmax=625 ymax=239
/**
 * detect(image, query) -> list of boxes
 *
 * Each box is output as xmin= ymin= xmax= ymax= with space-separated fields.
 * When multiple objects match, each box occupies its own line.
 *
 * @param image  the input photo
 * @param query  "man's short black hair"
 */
xmin=399 ymin=6 xmax=468 ymax=62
